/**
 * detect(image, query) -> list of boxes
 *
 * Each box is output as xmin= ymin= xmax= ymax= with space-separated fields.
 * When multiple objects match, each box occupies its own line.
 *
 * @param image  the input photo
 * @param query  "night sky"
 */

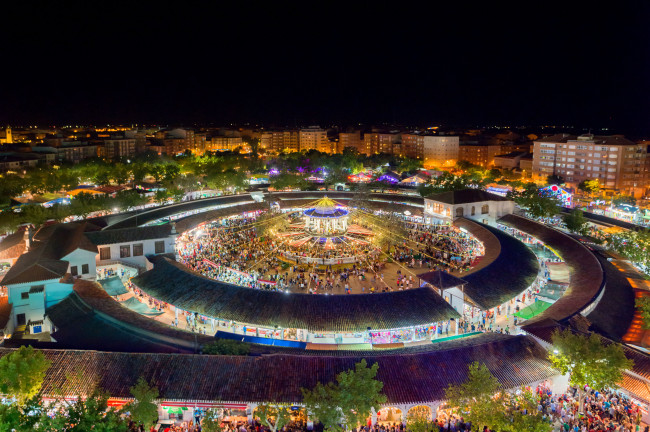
xmin=3 ymin=2 xmax=649 ymax=133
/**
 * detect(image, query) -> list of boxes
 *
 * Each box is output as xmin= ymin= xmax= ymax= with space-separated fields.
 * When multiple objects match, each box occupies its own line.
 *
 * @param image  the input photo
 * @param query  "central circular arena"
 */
xmin=176 ymin=196 xmax=484 ymax=295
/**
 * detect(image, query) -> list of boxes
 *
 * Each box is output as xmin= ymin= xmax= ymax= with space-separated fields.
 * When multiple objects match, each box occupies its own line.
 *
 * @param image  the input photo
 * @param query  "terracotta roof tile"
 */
xmin=0 ymin=335 xmax=557 ymax=405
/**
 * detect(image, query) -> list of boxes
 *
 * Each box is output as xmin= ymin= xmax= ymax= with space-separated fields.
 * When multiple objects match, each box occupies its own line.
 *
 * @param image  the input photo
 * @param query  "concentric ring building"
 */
xmin=0 ymin=189 xmax=647 ymax=423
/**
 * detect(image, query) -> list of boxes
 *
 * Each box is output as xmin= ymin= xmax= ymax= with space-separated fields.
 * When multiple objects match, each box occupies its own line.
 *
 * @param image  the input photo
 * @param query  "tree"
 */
xmin=124 ymin=377 xmax=159 ymax=428
xmin=445 ymin=362 xmax=550 ymax=432
xmin=608 ymin=229 xmax=650 ymax=276
xmin=154 ymin=189 xmax=169 ymax=204
xmin=578 ymin=179 xmax=600 ymax=195
xmin=563 ymin=209 xmax=589 ymax=235
xmin=508 ymin=184 xmax=560 ymax=219
xmin=0 ymin=345 xmax=51 ymax=406
xmin=201 ymin=408 xmax=225 ymax=432
xmin=612 ymin=194 xmax=636 ymax=207
xmin=549 ymin=329 xmax=633 ymax=413
xmin=445 ymin=361 xmax=501 ymax=431
xmin=336 ymin=359 xmax=386 ymax=429
xmin=46 ymin=390 xmax=128 ymax=432
xmin=255 ymin=404 xmax=292 ymax=432
xmin=202 ymin=339 xmax=251 ymax=355
xmin=302 ymin=381 xmax=344 ymax=432
xmin=111 ymin=163 xmax=130 ymax=185
xmin=492 ymin=388 xmax=551 ymax=432
xmin=546 ymin=174 xmax=564 ymax=185
xmin=406 ymin=408 xmax=436 ymax=432
xmin=636 ymin=297 xmax=650 ymax=330
xmin=302 ymin=360 xmax=386 ymax=431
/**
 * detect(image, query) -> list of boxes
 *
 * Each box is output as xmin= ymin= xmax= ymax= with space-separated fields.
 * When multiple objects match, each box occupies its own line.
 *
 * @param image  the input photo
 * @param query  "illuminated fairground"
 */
xmin=175 ymin=195 xmax=486 ymax=294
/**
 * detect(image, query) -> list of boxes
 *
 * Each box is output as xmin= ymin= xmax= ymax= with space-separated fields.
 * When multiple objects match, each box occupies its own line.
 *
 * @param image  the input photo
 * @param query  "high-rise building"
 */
xmin=532 ymin=134 xmax=648 ymax=196
xmin=300 ymin=127 xmax=330 ymax=153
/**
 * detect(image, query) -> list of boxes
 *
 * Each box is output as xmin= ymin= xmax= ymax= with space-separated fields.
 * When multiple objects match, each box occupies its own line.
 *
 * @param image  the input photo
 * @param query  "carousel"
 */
xmin=303 ymin=196 xmax=349 ymax=236
xmin=274 ymin=196 xmax=377 ymax=263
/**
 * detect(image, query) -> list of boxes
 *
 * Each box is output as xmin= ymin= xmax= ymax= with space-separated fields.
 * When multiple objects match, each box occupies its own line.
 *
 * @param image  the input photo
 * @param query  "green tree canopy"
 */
xmin=550 ymin=329 xmax=633 ymax=412
xmin=508 ymin=184 xmax=560 ymax=219
xmin=563 ymin=209 xmax=590 ymax=235
xmin=255 ymin=404 xmax=292 ymax=432
xmin=612 ymin=194 xmax=637 ymax=207
xmin=445 ymin=362 xmax=550 ymax=432
xmin=578 ymin=179 xmax=600 ymax=195
xmin=46 ymin=390 xmax=128 ymax=432
xmin=636 ymin=297 xmax=650 ymax=330
xmin=302 ymin=359 xmax=386 ymax=431
xmin=0 ymin=346 xmax=51 ymax=406
xmin=124 ymin=377 xmax=159 ymax=428
xmin=445 ymin=361 xmax=501 ymax=430
xmin=546 ymin=174 xmax=564 ymax=185
xmin=202 ymin=339 xmax=251 ymax=355
xmin=608 ymin=229 xmax=650 ymax=276
xmin=202 ymin=408 xmax=225 ymax=432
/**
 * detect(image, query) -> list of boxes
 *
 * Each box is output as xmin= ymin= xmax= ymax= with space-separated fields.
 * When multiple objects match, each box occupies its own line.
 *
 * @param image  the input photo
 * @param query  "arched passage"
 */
xmin=376 ymin=407 xmax=403 ymax=424
xmin=407 ymin=405 xmax=432 ymax=420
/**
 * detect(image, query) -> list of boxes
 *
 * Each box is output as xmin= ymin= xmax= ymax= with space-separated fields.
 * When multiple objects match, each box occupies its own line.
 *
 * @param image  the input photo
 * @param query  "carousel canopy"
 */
xmin=303 ymin=196 xmax=348 ymax=218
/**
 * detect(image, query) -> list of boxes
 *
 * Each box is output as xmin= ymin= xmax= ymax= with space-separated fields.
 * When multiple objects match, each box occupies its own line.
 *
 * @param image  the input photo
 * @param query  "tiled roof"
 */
xmin=132 ymin=256 xmax=460 ymax=332
xmin=498 ymin=214 xmax=604 ymax=325
xmin=176 ymin=202 xmax=267 ymax=233
xmin=85 ymin=224 xmax=174 ymax=246
xmin=0 ymin=335 xmax=557 ymax=405
xmin=1 ymin=253 xmax=70 ymax=285
xmin=454 ymin=220 xmax=539 ymax=310
xmin=620 ymin=374 xmax=650 ymax=404
xmin=0 ymin=228 xmax=27 ymax=260
xmin=1 ymin=222 xmax=99 ymax=286
xmin=425 ymin=189 xmax=510 ymax=205
xmin=418 ymin=270 xmax=467 ymax=289
xmin=105 ymin=195 xmax=257 ymax=229
xmin=535 ymin=134 xmax=576 ymax=143
xmin=62 ymin=279 xmax=213 ymax=349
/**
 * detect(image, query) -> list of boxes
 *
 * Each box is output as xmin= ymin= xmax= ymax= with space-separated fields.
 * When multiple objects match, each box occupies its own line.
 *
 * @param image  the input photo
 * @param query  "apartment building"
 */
xmin=300 ymin=127 xmax=330 ymax=153
xmin=337 ymin=131 xmax=364 ymax=154
xmin=364 ymin=132 xmax=400 ymax=155
xmin=532 ymin=134 xmax=648 ymax=196
xmin=206 ymin=136 xmax=243 ymax=152
xmin=400 ymin=134 xmax=422 ymax=159
xmin=261 ymin=130 xmax=300 ymax=153
xmin=101 ymin=138 xmax=137 ymax=159
xmin=458 ymin=144 xmax=502 ymax=167
xmin=422 ymin=136 xmax=459 ymax=167
xmin=32 ymin=142 xmax=100 ymax=163
xmin=123 ymin=130 xmax=148 ymax=154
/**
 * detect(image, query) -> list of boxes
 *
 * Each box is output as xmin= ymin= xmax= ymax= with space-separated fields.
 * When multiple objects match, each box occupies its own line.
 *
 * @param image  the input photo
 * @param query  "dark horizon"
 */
xmin=2 ymin=3 xmax=649 ymax=135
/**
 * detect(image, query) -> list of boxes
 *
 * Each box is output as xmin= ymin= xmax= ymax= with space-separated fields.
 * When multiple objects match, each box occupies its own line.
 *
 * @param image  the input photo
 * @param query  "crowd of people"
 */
xmin=538 ymin=386 xmax=645 ymax=432
xmin=175 ymin=211 xmax=487 ymax=296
